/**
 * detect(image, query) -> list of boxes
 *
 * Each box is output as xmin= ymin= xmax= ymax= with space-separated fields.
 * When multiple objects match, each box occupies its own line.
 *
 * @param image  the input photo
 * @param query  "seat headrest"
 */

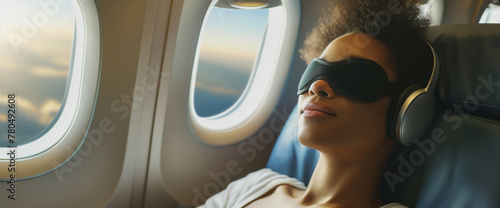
xmin=427 ymin=24 xmax=500 ymax=121
xmin=395 ymin=23 xmax=500 ymax=207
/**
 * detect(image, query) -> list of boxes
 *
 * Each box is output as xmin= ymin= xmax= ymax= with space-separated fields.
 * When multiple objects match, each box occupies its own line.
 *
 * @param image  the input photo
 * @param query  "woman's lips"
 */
xmin=301 ymin=102 xmax=336 ymax=118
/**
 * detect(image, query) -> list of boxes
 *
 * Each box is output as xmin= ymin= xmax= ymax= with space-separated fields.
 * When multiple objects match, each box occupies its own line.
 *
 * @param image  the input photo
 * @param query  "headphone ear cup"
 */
xmin=398 ymin=89 xmax=436 ymax=145
xmin=386 ymin=85 xmax=421 ymax=143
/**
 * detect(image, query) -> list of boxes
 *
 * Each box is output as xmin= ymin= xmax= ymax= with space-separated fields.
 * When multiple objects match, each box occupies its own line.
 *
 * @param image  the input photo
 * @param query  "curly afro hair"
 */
xmin=299 ymin=0 xmax=433 ymax=88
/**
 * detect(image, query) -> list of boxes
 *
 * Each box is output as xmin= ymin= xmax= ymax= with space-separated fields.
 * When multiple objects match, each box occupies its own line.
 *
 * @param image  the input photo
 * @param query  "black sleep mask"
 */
xmin=297 ymin=58 xmax=398 ymax=102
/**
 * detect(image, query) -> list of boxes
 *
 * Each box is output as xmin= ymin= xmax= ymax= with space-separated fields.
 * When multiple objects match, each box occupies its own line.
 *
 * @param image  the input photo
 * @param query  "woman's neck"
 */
xmin=297 ymin=149 xmax=392 ymax=208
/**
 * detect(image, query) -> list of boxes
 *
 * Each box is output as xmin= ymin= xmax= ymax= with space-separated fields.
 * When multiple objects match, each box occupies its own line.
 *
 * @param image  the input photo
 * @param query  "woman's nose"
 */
xmin=308 ymin=80 xmax=336 ymax=98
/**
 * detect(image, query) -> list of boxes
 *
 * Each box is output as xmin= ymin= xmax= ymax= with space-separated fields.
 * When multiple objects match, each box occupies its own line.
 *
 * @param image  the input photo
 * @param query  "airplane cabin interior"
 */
xmin=0 ymin=0 xmax=499 ymax=207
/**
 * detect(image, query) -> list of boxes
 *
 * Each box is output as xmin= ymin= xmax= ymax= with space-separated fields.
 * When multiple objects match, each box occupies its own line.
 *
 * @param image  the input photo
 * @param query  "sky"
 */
xmin=0 ymin=0 xmax=74 ymax=147
xmin=194 ymin=6 xmax=269 ymax=117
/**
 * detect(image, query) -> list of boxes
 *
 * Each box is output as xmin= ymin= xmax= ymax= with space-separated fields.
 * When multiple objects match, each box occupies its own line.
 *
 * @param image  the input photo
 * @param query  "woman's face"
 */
xmin=298 ymin=33 xmax=397 ymax=159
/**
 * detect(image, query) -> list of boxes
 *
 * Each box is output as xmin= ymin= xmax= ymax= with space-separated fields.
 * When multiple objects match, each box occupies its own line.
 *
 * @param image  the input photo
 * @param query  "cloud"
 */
xmin=0 ymin=59 xmax=16 ymax=70
xmin=0 ymin=94 xmax=6 ymax=104
xmin=195 ymin=81 xmax=240 ymax=96
xmin=30 ymin=66 xmax=68 ymax=77
xmin=53 ymin=56 xmax=71 ymax=68
xmin=0 ymin=5 xmax=73 ymax=77
xmin=16 ymin=96 xmax=39 ymax=117
xmin=0 ymin=92 xmax=61 ymax=126
xmin=199 ymin=40 xmax=259 ymax=73
xmin=0 ymin=114 xmax=6 ymax=122
xmin=38 ymin=98 xmax=62 ymax=125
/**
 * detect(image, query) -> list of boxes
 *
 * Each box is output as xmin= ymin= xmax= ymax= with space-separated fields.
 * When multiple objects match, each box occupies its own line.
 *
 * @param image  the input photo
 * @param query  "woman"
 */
xmin=199 ymin=0 xmax=432 ymax=207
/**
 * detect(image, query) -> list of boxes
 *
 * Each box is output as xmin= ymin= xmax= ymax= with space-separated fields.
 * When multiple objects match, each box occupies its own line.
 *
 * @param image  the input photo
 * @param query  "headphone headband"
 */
xmin=424 ymin=41 xmax=440 ymax=93
xmin=392 ymin=41 xmax=440 ymax=145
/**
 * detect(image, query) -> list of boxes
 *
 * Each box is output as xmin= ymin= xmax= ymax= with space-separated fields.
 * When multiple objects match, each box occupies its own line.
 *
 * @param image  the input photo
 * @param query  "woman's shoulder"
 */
xmin=232 ymin=168 xmax=305 ymax=189
xmin=197 ymin=168 xmax=305 ymax=208
xmin=226 ymin=168 xmax=306 ymax=199
xmin=380 ymin=203 xmax=409 ymax=208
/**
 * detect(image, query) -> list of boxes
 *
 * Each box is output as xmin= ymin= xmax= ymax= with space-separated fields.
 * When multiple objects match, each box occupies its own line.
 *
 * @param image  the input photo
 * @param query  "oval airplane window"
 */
xmin=0 ymin=0 xmax=101 ymax=179
xmin=480 ymin=3 xmax=500 ymax=23
xmin=418 ymin=0 xmax=444 ymax=26
xmin=189 ymin=0 xmax=300 ymax=146
xmin=0 ymin=0 xmax=73 ymax=147
xmin=193 ymin=6 xmax=268 ymax=117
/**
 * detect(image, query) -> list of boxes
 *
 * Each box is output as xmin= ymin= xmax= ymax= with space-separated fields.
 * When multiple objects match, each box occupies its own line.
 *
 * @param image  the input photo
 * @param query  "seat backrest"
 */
xmin=266 ymin=24 xmax=500 ymax=207
xmin=266 ymin=105 xmax=319 ymax=185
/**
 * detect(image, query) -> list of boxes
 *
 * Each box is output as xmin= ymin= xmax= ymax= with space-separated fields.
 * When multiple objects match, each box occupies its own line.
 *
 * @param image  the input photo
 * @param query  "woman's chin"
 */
xmin=298 ymin=131 xmax=327 ymax=150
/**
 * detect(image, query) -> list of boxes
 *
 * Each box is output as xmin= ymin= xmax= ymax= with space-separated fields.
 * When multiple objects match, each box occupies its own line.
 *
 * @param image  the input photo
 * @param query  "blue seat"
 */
xmin=266 ymin=24 xmax=500 ymax=207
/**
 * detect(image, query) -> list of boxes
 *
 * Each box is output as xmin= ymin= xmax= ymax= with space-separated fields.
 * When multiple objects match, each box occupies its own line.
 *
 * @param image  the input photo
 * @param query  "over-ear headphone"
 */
xmin=387 ymin=41 xmax=440 ymax=145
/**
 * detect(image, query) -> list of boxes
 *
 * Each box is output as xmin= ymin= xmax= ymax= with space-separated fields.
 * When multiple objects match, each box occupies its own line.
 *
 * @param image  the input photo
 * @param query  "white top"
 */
xmin=198 ymin=168 xmax=408 ymax=208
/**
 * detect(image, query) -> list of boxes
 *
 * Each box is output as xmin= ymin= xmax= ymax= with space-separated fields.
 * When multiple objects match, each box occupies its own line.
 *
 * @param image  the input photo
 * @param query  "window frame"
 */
xmin=188 ymin=0 xmax=300 ymax=146
xmin=0 ymin=0 xmax=101 ymax=180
